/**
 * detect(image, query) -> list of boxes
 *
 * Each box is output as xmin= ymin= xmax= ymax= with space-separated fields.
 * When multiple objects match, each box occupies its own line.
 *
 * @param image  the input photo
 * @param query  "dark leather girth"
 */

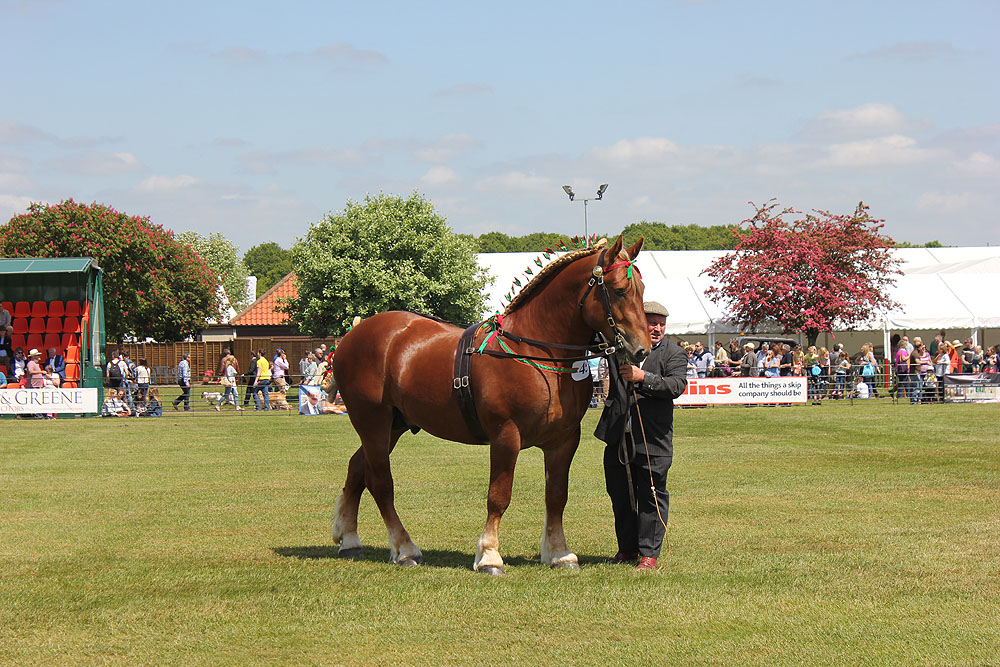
xmin=453 ymin=322 xmax=489 ymax=444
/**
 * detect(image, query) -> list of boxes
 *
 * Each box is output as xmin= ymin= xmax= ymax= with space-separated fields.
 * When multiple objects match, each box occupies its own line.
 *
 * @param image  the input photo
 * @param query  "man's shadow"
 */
xmin=272 ymin=546 xmax=608 ymax=569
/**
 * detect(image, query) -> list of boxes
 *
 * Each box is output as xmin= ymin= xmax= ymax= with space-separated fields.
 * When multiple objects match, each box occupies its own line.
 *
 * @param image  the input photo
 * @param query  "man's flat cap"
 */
xmin=643 ymin=301 xmax=669 ymax=317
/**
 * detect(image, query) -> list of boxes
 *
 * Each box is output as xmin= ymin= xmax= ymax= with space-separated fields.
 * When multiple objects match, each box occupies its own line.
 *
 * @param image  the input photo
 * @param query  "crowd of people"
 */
xmin=665 ymin=331 xmax=997 ymax=402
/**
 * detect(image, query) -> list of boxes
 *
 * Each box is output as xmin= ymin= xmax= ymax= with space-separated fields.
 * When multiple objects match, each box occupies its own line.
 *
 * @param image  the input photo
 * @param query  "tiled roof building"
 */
xmin=230 ymin=272 xmax=299 ymax=336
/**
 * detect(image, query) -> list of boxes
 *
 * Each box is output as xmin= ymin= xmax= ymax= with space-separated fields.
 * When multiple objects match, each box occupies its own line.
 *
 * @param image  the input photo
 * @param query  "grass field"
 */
xmin=2 ymin=402 xmax=998 ymax=665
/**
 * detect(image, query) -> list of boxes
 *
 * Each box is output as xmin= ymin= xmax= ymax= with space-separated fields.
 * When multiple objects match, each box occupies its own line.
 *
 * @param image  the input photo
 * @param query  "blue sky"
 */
xmin=2 ymin=0 xmax=997 ymax=251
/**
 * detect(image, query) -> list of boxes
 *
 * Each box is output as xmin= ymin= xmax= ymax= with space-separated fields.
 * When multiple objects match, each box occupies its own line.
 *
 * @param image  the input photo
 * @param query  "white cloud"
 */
xmin=0 ymin=193 xmax=38 ymax=219
xmin=821 ymin=135 xmax=940 ymax=167
xmin=915 ymin=191 xmax=990 ymax=213
xmin=475 ymin=171 xmax=552 ymax=193
xmin=802 ymin=103 xmax=924 ymax=140
xmin=594 ymin=137 xmax=679 ymax=164
xmin=420 ymin=166 xmax=459 ymax=186
xmin=135 ymin=174 xmax=200 ymax=193
xmin=47 ymin=151 xmax=144 ymax=174
xmin=953 ymin=152 xmax=1000 ymax=177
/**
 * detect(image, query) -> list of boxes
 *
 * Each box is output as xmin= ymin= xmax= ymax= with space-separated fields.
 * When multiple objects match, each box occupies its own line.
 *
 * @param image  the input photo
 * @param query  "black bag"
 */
xmin=108 ymin=362 xmax=123 ymax=383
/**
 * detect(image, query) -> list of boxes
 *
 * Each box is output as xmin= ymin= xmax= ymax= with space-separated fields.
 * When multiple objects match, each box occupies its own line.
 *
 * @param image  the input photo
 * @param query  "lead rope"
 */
xmin=630 ymin=387 xmax=670 ymax=564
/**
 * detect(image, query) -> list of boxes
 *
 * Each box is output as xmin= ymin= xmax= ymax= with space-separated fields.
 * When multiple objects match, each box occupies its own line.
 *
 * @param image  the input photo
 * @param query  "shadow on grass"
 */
xmin=272 ymin=545 xmax=611 ymax=569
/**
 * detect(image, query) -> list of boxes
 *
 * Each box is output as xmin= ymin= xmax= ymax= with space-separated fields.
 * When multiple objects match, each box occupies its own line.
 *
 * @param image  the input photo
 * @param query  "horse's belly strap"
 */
xmin=454 ymin=323 xmax=489 ymax=444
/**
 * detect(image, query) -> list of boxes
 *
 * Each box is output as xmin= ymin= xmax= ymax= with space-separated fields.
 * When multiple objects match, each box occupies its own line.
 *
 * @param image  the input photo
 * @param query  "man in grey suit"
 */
xmin=599 ymin=300 xmax=688 ymax=571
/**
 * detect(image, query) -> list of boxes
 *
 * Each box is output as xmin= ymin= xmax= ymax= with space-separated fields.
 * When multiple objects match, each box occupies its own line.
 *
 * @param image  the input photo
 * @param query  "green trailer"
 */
xmin=0 ymin=257 xmax=106 ymax=415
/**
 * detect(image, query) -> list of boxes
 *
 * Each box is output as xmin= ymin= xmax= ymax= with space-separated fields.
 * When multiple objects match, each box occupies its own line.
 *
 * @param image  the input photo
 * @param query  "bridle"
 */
xmin=468 ymin=248 xmax=641 ymax=372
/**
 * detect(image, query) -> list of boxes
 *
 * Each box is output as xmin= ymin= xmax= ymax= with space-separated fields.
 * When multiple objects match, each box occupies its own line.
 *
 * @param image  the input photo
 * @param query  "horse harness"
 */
xmin=452 ymin=248 xmax=637 ymax=444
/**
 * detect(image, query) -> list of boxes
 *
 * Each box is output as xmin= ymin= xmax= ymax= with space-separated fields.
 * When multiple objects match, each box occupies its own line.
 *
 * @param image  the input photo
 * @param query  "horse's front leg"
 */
xmin=540 ymin=434 xmax=581 ymax=569
xmin=474 ymin=427 xmax=521 ymax=576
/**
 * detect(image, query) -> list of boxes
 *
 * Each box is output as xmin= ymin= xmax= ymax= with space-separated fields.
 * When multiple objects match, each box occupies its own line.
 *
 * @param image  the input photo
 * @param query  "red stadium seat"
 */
xmin=63 ymin=301 xmax=80 ymax=318
xmin=28 ymin=318 xmax=45 ymax=334
xmin=62 ymin=316 xmax=80 ymax=333
xmin=81 ymin=301 xmax=90 ymax=319
xmin=61 ymin=333 xmax=79 ymax=350
xmin=1 ymin=301 xmax=12 ymax=314
xmin=62 ymin=381 xmax=77 ymax=389
xmin=30 ymin=301 xmax=48 ymax=318
xmin=64 ymin=362 xmax=80 ymax=381
xmin=47 ymin=301 xmax=65 ymax=318
xmin=12 ymin=318 xmax=28 ymax=334
xmin=46 ymin=317 xmax=63 ymax=334
xmin=11 ymin=334 xmax=26 ymax=351
xmin=13 ymin=302 xmax=30 ymax=318
xmin=26 ymin=333 xmax=43 ymax=351
xmin=43 ymin=332 xmax=62 ymax=354
xmin=65 ymin=345 xmax=80 ymax=362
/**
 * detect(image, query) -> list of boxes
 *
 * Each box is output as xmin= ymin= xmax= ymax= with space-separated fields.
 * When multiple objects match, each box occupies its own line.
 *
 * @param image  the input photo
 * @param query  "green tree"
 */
xmin=620 ymin=221 xmax=739 ymax=250
xmin=177 ymin=231 xmax=250 ymax=314
xmin=1 ymin=199 xmax=218 ymax=342
xmin=243 ymin=242 xmax=294 ymax=297
xmin=286 ymin=192 xmax=490 ymax=335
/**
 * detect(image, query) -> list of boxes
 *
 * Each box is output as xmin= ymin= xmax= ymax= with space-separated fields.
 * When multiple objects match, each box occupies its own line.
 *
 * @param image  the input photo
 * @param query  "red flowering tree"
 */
xmin=1 ymin=199 xmax=219 ymax=342
xmin=703 ymin=200 xmax=901 ymax=348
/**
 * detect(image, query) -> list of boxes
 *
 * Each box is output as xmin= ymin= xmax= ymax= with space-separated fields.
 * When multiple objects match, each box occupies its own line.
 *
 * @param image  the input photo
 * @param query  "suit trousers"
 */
xmin=604 ymin=444 xmax=671 ymax=558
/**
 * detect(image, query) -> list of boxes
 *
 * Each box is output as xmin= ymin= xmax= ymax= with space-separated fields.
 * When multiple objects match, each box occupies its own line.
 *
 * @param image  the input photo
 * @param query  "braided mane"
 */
xmin=501 ymin=238 xmax=607 ymax=317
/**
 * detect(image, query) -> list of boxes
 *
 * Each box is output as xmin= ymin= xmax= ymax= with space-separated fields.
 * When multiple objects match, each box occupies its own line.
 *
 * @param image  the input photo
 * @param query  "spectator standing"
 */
xmin=971 ymin=345 xmax=984 ymax=373
xmin=961 ymin=340 xmax=975 ymax=373
xmin=253 ymin=349 xmax=271 ymax=410
xmin=221 ymin=355 xmax=242 ymax=410
xmin=272 ymin=348 xmax=289 ymax=392
xmin=834 ymin=353 xmax=851 ymax=397
xmin=134 ymin=358 xmax=151 ymax=402
xmin=948 ymin=340 xmax=962 ymax=374
xmin=691 ymin=341 xmax=713 ymax=378
xmin=172 ymin=353 xmax=191 ymax=411
xmin=739 ymin=344 xmax=758 ymax=377
xmin=106 ymin=351 xmax=124 ymax=388
xmin=0 ymin=324 xmax=12 ymax=374
xmin=26 ymin=348 xmax=46 ymax=388
xmin=12 ymin=347 xmax=26 ymax=381
xmin=934 ymin=344 xmax=951 ymax=402
xmin=911 ymin=343 xmax=932 ymax=404
xmin=712 ymin=341 xmax=730 ymax=377
xmin=243 ymin=351 xmax=258 ymax=409
xmin=684 ymin=345 xmax=698 ymax=378
xmin=779 ymin=344 xmax=794 ymax=376
xmin=0 ymin=302 xmax=11 ymax=330
xmin=983 ymin=346 xmax=998 ymax=373
xmin=894 ymin=342 xmax=911 ymax=400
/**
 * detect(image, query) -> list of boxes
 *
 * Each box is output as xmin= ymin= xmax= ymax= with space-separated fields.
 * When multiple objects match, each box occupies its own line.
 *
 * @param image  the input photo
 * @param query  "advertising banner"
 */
xmin=675 ymin=377 xmax=808 ymax=406
xmin=943 ymin=374 xmax=1000 ymax=403
xmin=0 ymin=388 xmax=99 ymax=414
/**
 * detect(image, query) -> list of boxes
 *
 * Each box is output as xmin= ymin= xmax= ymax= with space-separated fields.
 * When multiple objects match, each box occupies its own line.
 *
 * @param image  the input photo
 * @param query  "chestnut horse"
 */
xmin=330 ymin=236 xmax=649 ymax=574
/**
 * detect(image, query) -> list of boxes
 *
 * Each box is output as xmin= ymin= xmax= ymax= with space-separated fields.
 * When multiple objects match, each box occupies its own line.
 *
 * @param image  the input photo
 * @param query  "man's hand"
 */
xmin=620 ymin=364 xmax=645 ymax=383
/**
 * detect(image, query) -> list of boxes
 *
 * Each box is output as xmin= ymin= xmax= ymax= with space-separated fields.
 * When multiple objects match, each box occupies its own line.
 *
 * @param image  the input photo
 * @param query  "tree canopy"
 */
xmin=702 ymin=200 xmax=901 ymax=348
xmin=0 ymin=200 xmax=218 ymax=342
xmin=177 ymin=231 xmax=250 ymax=315
xmin=286 ymin=192 xmax=490 ymax=335
xmin=243 ymin=242 xmax=294 ymax=298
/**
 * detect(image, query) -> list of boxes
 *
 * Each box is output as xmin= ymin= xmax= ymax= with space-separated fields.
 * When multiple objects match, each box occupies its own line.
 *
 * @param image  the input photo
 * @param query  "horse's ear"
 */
xmin=608 ymin=234 xmax=624 ymax=259
xmin=626 ymin=237 xmax=644 ymax=260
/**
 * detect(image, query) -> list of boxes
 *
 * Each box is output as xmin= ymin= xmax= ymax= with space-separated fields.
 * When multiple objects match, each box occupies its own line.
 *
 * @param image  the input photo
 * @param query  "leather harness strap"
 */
xmin=453 ymin=322 xmax=489 ymax=444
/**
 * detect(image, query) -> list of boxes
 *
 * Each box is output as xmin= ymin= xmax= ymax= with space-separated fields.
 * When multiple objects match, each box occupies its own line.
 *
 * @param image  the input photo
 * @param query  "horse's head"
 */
xmin=581 ymin=235 xmax=651 ymax=365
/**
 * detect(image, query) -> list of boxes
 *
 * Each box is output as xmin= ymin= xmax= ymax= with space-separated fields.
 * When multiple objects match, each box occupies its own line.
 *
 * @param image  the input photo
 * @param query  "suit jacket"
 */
xmin=596 ymin=340 xmax=688 ymax=457
xmin=51 ymin=354 xmax=66 ymax=379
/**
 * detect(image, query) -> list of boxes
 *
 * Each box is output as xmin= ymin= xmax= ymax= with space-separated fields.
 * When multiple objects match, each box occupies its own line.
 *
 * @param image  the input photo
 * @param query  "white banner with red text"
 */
xmin=675 ymin=377 xmax=809 ymax=406
xmin=0 ymin=388 xmax=99 ymax=414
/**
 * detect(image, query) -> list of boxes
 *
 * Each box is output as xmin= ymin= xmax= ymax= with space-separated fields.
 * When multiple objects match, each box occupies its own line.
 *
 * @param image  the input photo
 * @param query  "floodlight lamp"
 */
xmin=562 ymin=185 xmax=575 ymax=201
xmin=596 ymin=183 xmax=608 ymax=200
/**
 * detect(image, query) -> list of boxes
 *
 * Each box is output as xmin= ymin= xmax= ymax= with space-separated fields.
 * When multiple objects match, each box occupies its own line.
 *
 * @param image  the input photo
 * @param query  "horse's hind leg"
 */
xmin=362 ymin=425 xmax=423 ymax=566
xmin=332 ymin=446 xmax=366 ymax=558
xmin=540 ymin=436 xmax=581 ymax=569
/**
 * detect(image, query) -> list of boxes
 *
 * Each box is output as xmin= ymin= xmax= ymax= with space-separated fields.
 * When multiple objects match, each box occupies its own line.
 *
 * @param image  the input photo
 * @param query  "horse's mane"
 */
xmin=502 ymin=239 xmax=607 ymax=317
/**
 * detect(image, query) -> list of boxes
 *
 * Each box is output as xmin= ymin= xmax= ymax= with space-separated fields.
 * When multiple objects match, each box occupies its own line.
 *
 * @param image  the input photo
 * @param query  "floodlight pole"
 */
xmin=561 ymin=184 xmax=608 ymax=247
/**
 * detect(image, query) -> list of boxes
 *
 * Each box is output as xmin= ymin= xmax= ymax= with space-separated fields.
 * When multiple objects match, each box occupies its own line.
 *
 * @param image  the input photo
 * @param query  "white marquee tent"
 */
xmin=477 ymin=247 xmax=1000 ymax=356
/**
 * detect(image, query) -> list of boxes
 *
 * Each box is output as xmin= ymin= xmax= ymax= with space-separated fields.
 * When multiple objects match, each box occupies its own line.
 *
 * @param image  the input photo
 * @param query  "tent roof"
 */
xmin=0 ymin=257 xmax=98 ymax=274
xmin=478 ymin=246 xmax=1000 ymax=334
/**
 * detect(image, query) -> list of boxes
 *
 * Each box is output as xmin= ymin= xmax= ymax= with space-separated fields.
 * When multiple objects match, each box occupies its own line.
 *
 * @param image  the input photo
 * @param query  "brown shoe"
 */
xmin=636 ymin=556 xmax=657 ymax=571
xmin=609 ymin=551 xmax=638 ymax=565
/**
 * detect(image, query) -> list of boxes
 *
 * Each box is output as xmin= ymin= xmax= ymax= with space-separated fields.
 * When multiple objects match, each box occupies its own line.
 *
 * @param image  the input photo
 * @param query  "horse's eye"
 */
xmin=614 ymin=288 xmax=628 ymax=298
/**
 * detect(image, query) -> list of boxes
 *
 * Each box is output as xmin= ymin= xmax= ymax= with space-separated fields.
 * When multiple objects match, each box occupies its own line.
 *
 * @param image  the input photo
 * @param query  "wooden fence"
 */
xmin=106 ymin=337 xmax=340 ymax=384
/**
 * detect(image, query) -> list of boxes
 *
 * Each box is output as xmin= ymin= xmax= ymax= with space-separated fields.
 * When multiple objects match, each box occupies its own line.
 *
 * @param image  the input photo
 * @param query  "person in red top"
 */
xmin=948 ymin=340 xmax=962 ymax=374
xmin=26 ymin=348 xmax=48 ymax=388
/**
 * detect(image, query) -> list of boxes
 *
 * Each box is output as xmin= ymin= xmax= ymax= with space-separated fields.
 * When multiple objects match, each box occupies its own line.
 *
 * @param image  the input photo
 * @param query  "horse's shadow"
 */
xmin=272 ymin=545 xmax=610 ymax=569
